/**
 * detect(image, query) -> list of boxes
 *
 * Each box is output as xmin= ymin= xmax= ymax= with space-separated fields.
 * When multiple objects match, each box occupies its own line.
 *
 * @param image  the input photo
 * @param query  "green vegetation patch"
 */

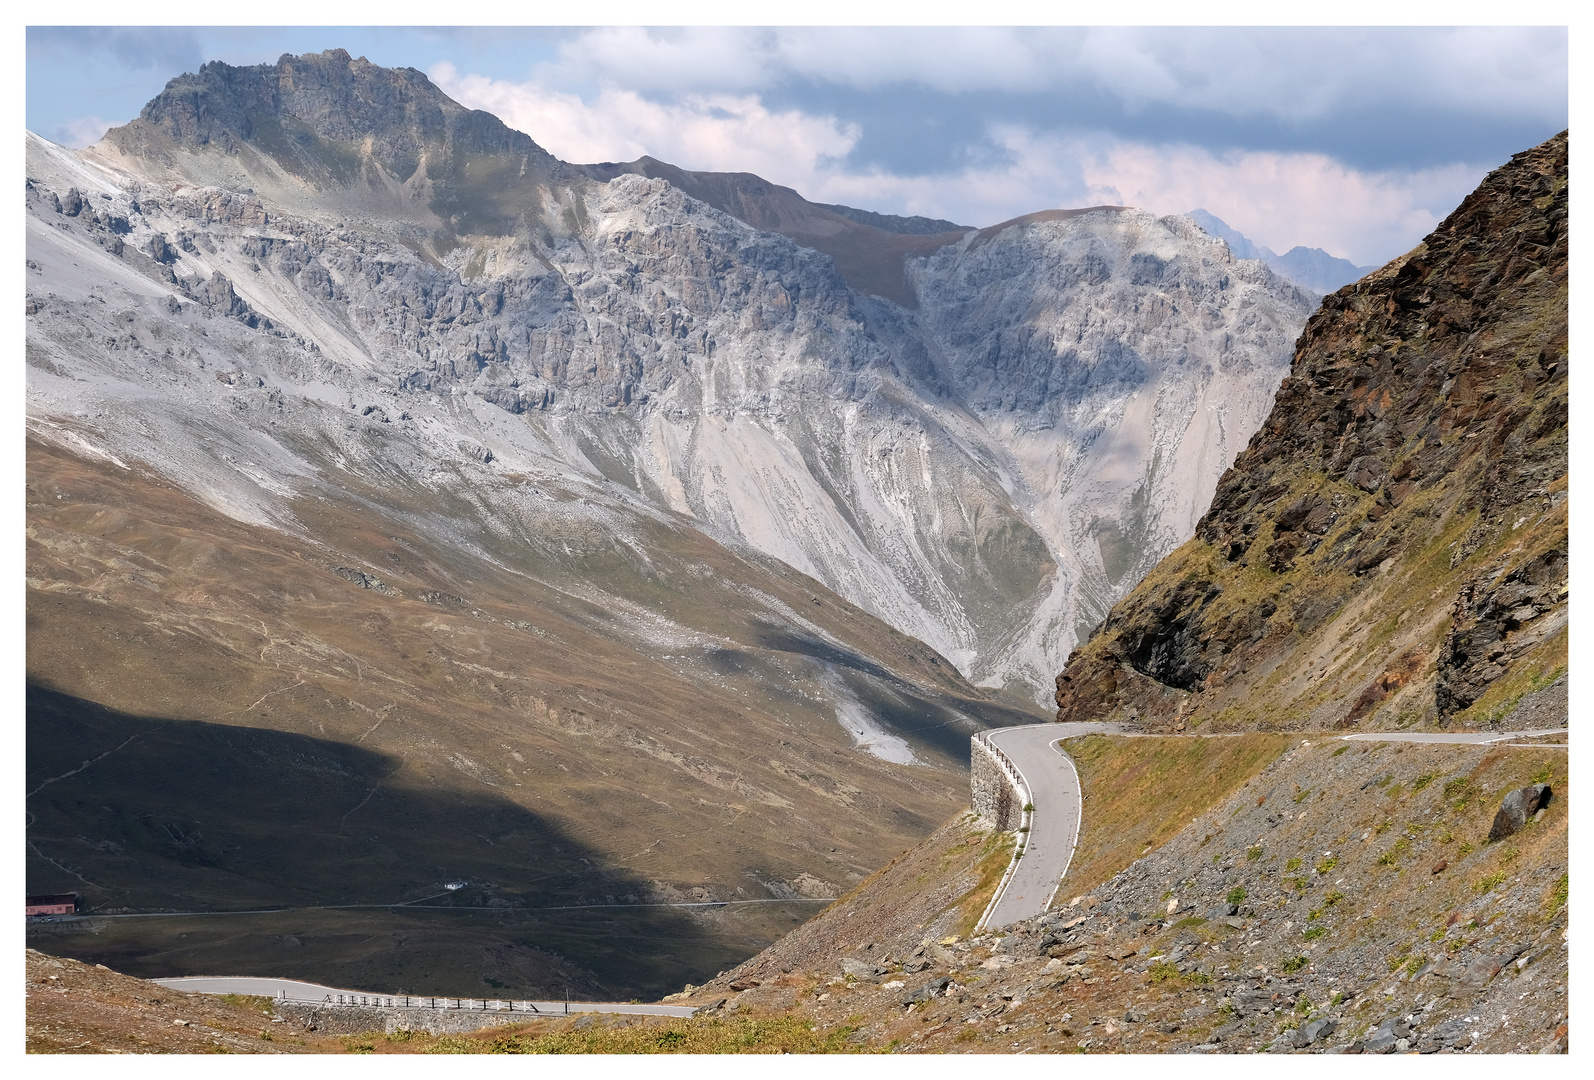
xmin=410 ymin=1015 xmax=872 ymax=1054
xmin=1060 ymin=733 xmax=1293 ymax=896
xmin=949 ymin=831 xmax=1017 ymax=937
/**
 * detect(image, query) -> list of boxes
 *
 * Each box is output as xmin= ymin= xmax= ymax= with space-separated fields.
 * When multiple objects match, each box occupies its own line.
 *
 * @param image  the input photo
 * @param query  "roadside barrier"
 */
xmin=971 ymin=731 xmax=1035 ymax=932
xmin=284 ymin=992 xmax=567 ymax=1014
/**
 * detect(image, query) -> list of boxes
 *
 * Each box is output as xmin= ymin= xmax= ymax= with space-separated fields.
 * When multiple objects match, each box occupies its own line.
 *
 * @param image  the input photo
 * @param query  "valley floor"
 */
xmin=28 ymin=732 xmax=1568 ymax=1055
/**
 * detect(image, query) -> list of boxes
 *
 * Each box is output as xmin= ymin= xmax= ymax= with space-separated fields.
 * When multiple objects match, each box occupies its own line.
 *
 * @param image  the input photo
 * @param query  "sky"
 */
xmin=23 ymin=22 xmax=1570 ymax=268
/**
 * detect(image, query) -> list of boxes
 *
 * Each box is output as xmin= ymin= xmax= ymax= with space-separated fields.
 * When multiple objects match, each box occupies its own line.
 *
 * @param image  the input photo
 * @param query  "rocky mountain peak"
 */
xmin=99 ymin=50 xmax=569 ymax=238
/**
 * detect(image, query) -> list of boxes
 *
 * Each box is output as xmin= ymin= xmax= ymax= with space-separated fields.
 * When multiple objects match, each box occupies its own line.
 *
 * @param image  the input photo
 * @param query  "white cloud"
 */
xmin=1067 ymin=137 xmax=1487 ymax=265
xmin=432 ymin=62 xmax=859 ymax=184
xmin=57 ymin=116 xmax=119 ymax=149
xmin=1064 ymin=27 xmax=1566 ymax=123
xmin=533 ymin=26 xmax=1565 ymax=125
xmin=799 ymin=131 xmax=1482 ymax=266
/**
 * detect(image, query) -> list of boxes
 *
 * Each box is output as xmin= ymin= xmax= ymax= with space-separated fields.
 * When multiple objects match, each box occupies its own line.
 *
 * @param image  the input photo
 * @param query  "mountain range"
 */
xmin=1186 ymin=209 xmax=1377 ymax=295
xmin=27 ymin=48 xmax=1319 ymax=994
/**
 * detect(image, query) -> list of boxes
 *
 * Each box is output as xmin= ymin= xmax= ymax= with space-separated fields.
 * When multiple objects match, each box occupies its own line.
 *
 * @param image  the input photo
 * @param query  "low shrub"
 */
xmin=1474 ymin=872 xmax=1508 ymax=895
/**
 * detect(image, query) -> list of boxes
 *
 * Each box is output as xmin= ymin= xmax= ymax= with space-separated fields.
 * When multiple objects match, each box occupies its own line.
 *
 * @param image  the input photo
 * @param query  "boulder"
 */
xmin=1488 ymin=784 xmax=1551 ymax=841
xmin=1207 ymin=902 xmax=1238 ymax=918
xmin=1362 ymin=1016 xmax=1409 ymax=1052
xmin=900 ymin=976 xmax=952 ymax=1005
xmin=146 ymin=234 xmax=178 ymax=264
xmin=840 ymin=957 xmax=880 ymax=980
xmin=1299 ymin=1017 xmax=1337 ymax=1045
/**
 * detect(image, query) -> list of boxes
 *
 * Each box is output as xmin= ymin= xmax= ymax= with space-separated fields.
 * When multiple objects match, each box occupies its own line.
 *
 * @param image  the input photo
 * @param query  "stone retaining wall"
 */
xmin=276 ymin=1001 xmax=562 ymax=1036
xmin=971 ymin=738 xmax=1022 ymax=831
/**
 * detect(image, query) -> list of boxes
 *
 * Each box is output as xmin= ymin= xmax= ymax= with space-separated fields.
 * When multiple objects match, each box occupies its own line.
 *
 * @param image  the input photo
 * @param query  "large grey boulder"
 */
xmin=900 ymin=976 xmax=951 ymax=1005
xmin=840 ymin=957 xmax=881 ymax=980
xmin=1489 ymin=784 xmax=1551 ymax=841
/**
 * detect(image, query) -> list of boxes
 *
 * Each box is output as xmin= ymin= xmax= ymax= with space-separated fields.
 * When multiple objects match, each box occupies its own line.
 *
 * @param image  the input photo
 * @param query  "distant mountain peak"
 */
xmin=1184 ymin=208 xmax=1376 ymax=294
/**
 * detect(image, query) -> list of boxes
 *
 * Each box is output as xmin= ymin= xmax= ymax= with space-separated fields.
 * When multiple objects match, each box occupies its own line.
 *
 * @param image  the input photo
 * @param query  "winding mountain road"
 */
xmin=975 ymin=723 xmax=1569 ymax=930
xmin=977 ymin=722 xmax=1118 ymax=929
xmin=1340 ymin=729 xmax=1567 ymax=746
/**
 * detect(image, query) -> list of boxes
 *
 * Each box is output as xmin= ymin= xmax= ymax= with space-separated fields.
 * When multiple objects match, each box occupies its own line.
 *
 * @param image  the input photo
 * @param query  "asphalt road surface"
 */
xmin=979 ymin=722 xmax=1119 ymax=929
xmin=1340 ymin=729 xmax=1567 ymax=744
xmin=152 ymin=976 xmax=697 ymax=1016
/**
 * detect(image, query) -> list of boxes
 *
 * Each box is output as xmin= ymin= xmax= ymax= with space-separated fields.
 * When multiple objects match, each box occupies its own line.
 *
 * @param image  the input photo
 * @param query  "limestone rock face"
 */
xmin=31 ymin=52 xmax=1314 ymax=704
xmin=1056 ymin=132 xmax=1568 ymax=730
xmin=911 ymin=209 xmax=1312 ymax=690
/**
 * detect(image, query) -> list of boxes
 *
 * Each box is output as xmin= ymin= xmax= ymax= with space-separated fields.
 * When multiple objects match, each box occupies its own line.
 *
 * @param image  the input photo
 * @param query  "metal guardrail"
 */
xmin=971 ymin=732 xmax=1035 ymax=933
xmin=281 ymin=992 xmax=565 ymax=1014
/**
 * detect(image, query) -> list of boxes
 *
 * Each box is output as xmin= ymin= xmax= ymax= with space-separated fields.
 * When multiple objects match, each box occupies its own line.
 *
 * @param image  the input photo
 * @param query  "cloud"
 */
xmin=1065 ymin=136 xmax=1486 ymax=266
xmin=431 ymin=62 xmax=860 ymax=183
xmin=535 ymin=26 xmax=1566 ymax=127
xmin=55 ymin=116 xmax=119 ymax=149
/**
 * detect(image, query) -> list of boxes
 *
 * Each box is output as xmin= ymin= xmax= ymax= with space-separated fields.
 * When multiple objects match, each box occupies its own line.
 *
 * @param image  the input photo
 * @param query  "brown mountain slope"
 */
xmin=653 ymin=736 xmax=1567 ymax=1055
xmin=26 ymin=436 xmax=1038 ymax=1000
xmin=1054 ymin=131 xmax=1568 ymax=733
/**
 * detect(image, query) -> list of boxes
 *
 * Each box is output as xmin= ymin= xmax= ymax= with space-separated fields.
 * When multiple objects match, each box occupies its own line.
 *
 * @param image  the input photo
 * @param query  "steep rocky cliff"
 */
xmin=1056 ymin=132 xmax=1568 ymax=732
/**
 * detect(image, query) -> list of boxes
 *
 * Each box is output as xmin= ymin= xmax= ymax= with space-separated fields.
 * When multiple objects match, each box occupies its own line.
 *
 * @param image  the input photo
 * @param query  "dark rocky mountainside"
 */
xmin=1057 ymin=132 xmax=1568 ymax=732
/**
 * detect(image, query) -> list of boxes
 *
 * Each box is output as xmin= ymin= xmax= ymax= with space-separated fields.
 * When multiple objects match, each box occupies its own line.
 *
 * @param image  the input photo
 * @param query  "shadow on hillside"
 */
xmin=753 ymin=624 xmax=1049 ymax=764
xmin=25 ymin=683 xmax=748 ymax=999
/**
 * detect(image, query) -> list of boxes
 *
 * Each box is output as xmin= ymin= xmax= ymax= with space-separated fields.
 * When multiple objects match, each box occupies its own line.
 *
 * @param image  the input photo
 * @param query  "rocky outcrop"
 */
xmin=1056 ymin=132 xmax=1568 ymax=731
